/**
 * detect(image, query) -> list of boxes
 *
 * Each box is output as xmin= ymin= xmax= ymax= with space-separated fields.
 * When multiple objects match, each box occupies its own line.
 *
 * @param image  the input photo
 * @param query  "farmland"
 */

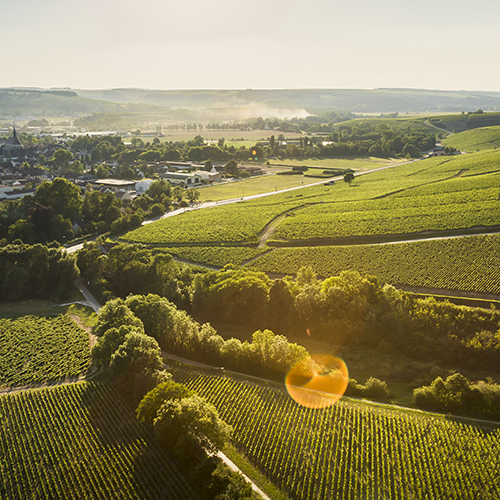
xmin=442 ymin=125 xmax=500 ymax=152
xmin=174 ymin=368 xmax=500 ymax=500
xmin=0 ymin=315 xmax=90 ymax=389
xmin=0 ymin=382 xmax=197 ymax=499
xmin=123 ymin=149 xmax=500 ymax=246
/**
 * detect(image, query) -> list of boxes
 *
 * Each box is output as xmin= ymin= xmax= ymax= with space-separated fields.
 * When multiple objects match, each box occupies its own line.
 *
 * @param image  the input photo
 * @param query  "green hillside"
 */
xmin=122 ymin=150 xmax=500 ymax=246
xmin=442 ymin=125 xmax=500 ymax=151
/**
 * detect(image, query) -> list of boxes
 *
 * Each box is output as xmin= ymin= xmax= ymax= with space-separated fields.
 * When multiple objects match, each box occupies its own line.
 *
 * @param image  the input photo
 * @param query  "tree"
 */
xmin=109 ymin=330 xmax=162 ymax=375
xmin=186 ymin=188 xmax=200 ymax=204
xmin=344 ymin=172 xmax=355 ymax=185
xmin=136 ymin=380 xmax=194 ymax=425
xmin=153 ymin=394 xmax=232 ymax=464
xmin=173 ymin=185 xmax=184 ymax=202
xmin=53 ymin=149 xmax=73 ymax=165
xmin=35 ymin=177 xmax=83 ymax=220
xmin=224 ymin=160 xmax=239 ymax=177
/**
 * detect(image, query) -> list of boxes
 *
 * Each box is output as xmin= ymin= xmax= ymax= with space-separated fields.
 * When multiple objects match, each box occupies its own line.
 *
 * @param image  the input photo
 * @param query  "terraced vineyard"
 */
xmin=246 ymin=234 xmax=500 ymax=295
xmin=0 ymin=315 xmax=90 ymax=389
xmin=0 ymin=382 xmax=197 ymax=500
xmin=174 ymin=369 xmax=500 ymax=500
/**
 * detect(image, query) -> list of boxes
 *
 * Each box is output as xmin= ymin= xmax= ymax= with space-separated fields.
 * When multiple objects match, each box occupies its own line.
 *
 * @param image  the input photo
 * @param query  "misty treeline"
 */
xmin=77 ymin=243 xmax=500 ymax=377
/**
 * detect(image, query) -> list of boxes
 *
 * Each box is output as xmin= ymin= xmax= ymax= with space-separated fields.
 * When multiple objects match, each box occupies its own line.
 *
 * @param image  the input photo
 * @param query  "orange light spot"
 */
xmin=285 ymin=355 xmax=348 ymax=409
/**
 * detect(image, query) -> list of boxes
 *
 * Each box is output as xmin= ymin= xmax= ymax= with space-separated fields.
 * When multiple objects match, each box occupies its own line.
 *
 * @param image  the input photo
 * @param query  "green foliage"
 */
xmin=93 ymin=298 xmax=144 ymax=337
xmin=109 ymin=330 xmax=162 ymax=375
xmin=0 ymin=382 xmax=197 ymax=499
xmin=35 ymin=177 xmax=82 ymax=221
xmin=174 ymin=369 xmax=500 ymax=500
xmin=414 ymin=373 xmax=500 ymax=420
xmin=153 ymin=394 xmax=232 ymax=464
xmin=136 ymin=380 xmax=194 ymax=425
xmin=346 ymin=377 xmax=391 ymax=401
xmin=0 ymin=243 xmax=78 ymax=301
xmin=0 ymin=315 xmax=90 ymax=388
xmin=193 ymin=269 xmax=271 ymax=327
xmin=192 ymin=457 xmax=254 ymax=500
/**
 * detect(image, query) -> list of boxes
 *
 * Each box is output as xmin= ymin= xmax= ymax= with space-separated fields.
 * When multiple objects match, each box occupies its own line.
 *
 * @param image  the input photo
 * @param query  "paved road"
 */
xmin=74 ymin=278 xmax=101 ymax=313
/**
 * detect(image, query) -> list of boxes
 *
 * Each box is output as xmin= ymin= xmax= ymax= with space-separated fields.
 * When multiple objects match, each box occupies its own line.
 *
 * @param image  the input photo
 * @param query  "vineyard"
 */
xmin=0 ymin=315 xmax=90 ymax=389
xmin=442 ymin=125 xmax=500 ymax=152
xmin=245 ymin=234 xmax=500 ymax=295
xmin=0 ymin=382 xmax=197 ymax=499
xmin=165 ymin=245 xmax=268 ymax=267
xmin=121 ymin=149 xmax=500 ymax=248
xmin=173 ymin=369 xmax=500 ymax=500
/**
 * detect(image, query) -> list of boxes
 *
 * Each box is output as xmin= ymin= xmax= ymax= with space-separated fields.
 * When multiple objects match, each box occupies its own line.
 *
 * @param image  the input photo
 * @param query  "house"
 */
xmin=93 ymin=179 xmax=136 ymax=192
xmin=0 ymin=188 xmax=36 ymax=200
xmin=161 ymin=172 xmax=200 ymax=186
xmin=193 ymin=170 xmax=222 ymax=182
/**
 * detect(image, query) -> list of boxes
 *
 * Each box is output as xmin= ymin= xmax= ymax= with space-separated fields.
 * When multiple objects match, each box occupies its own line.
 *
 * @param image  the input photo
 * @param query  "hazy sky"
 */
xmin=2 ymin=0 xmax=500 ymax=91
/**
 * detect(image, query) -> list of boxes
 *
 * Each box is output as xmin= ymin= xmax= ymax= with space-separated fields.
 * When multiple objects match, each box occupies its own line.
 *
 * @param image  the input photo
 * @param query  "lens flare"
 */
xmin=285 ymin=355 xmax=348 ymax=409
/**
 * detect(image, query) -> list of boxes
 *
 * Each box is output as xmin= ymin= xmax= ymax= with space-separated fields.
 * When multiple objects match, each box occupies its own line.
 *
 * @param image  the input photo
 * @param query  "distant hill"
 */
xmin=3 ymin=87 xmax=500 ymax=124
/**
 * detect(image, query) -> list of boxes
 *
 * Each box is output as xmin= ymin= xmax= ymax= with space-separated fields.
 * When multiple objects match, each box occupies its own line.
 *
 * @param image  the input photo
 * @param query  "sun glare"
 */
xmin=285 ymin=355 xmax=349 ymax=409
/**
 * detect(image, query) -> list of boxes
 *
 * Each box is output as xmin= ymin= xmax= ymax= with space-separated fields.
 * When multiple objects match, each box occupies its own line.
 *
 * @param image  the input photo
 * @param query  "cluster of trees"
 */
xmin=92 ymin=299 xmax=260 ymax=499
xmin=191 ymin=268 xmax=500 ymax=375
xmin=0 ymin=177 xmax=192 ymax=246
xmin=78 ymin=244 xmax=500 ymax=378
xmin=414 ymin=373 xmax=500 ymax=420
xmin=95 ymin=294 xmax=309 ymax=381
xmin=0 ymin=243 xmax=78 ymax=300
xmin=77 ymin=243 xmax=193 ymax=308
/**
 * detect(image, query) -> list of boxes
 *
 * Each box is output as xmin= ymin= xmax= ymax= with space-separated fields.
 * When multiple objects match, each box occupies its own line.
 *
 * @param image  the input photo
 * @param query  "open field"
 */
xmin=0 ymin=314 xmax=90 ymax=389
xmin=198 ymin=156 xmax=390 ymax=202
xmin=0 ymin=382 xmax=197 ymax=499
xmin=442 ymin=125 xmax=500 ymax=152
xmin=135 ymin=129 xmax=304 ymax=144
xmin=174 ymin=368 xmax=500 ymax=500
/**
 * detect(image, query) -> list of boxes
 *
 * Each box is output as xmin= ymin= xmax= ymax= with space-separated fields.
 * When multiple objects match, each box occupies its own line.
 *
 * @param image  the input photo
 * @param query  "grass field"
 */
xmin=197 ymin=156 xmax=390 ymax=202
xmin=0 ymin=382 xmax=197 ymax=499
xmin=174 ymin=368 xmax=500 ymax=500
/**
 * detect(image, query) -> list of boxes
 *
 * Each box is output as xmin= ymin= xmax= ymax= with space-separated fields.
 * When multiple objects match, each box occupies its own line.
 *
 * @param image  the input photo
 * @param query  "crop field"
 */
xmin=124 ymin=149 xmax=500 ymax=249
xmin=174 ymin=369 xmax=500 ymax=500
xmin=166 ymin=245 xmax=268 ymax=267
xmin=245 ymin=234 xmax=500 ymax=295
xmin=0 ymin=315 xmax=90 ymax=389
xmin=0 ymin=382 xmax=197 ymax=499
xmin=442 ymin=126 xmax=500 ymax=152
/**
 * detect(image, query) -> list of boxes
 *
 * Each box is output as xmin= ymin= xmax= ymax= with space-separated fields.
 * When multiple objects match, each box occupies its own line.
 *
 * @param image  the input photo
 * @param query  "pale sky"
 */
xmin=2 ymin=0 xmax=500 ymax=91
